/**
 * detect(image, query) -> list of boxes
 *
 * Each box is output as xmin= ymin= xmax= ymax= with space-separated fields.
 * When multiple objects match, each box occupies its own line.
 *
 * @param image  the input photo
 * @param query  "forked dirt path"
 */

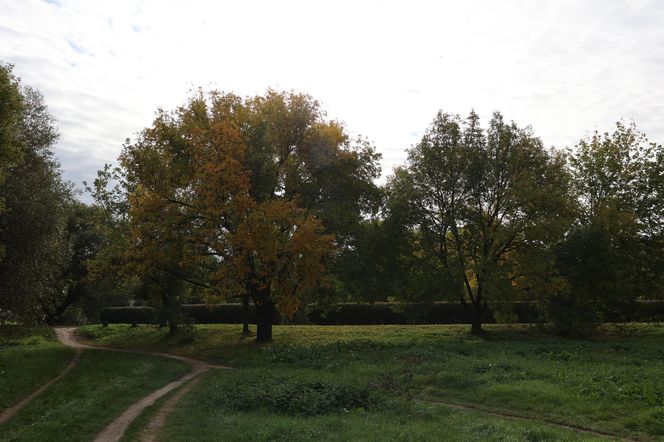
xmin=54 ymin=327 xmax=229 ymax=442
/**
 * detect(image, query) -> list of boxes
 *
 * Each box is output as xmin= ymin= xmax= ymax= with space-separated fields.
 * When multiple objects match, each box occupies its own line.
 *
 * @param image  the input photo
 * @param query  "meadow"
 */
xmin=73 ymin=323 xmax=664 ymax=441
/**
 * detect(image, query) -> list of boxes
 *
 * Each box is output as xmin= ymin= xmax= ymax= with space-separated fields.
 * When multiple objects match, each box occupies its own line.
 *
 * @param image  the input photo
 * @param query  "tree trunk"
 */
xmin=255 ymin=299 xmax=274 ymax=343
xmin=242 ymin=293 xmax=251 ymax=336
xmin=470 ymin=304 xmax=488 ymax=336
xmin=460 ymin=296 xmax=486 ymax=336
xmin=52 ymin=284 xmax=79 ymax=323
xmin=470 ymin=316 xmax=484 ymax=335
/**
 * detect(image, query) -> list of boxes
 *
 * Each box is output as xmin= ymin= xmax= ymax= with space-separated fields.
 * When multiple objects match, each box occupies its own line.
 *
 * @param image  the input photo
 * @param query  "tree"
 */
xmin=0 ymin=64 xmax=25 ymax=259
xmin=0 ymin=64 xmax=73 ymax=323
xmin=553 ymin=122 xmax=664 ymax=334
xmin=119 ymin=90 xmax=378 ymax=340
xmin=38 ymin=201 xmax=131 ymax=324
xmin=392 ymin=111 xmax=572 ymax=334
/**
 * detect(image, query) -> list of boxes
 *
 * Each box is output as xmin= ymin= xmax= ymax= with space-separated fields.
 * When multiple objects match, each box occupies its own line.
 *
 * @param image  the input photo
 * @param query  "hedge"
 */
xmin=99 ymin=300 xmax=664 ymax=325
xmin=100 ymin=306 xmax=158 ymax=324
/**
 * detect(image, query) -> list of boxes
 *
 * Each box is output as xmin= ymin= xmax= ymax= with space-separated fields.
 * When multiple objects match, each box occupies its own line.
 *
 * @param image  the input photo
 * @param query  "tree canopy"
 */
xmin=2 ymin=58 xmax=663 ymax=337
xmin=389 ymin=111 xmax=573 ymax=333
xmin=0 ymin=63 xmax=73 ymax=322
xmin=117 ymin=90 xmax=381 ymax=340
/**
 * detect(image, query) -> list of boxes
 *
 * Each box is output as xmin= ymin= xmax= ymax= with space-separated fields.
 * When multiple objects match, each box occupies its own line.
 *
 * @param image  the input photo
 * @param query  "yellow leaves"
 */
xmin=121 ymin=89 xmax=342 ymax=317
xmin=230 ymin=200 xmax=335 ymax=318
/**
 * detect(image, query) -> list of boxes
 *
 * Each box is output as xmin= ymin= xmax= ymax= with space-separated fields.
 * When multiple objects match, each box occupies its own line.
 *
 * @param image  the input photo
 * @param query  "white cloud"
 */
xmin=1 ymin=0 xmax=663 ymax=193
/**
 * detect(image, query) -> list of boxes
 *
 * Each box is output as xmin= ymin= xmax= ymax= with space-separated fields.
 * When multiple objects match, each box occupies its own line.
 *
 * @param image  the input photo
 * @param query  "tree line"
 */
xmin=1 ymin=62 xmax=663 ymax=340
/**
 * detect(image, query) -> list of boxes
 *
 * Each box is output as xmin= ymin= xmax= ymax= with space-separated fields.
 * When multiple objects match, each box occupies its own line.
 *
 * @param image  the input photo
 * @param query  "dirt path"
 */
xmin=54 ymin=327 xmax=229 ymax=442
xmin=418 ymin=398 xmax=637 ymax=441
xmin=139 ymin=373 xmax=207 ymax=442
xmin=0 ymin=342 xmax=81 ymax=425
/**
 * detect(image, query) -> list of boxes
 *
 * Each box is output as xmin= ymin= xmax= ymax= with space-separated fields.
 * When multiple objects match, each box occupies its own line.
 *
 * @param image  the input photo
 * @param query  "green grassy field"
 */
xmin=0 ymin=326 xmax=74 ymax=411
xmin=0 ymin=344 xmax=190 ymax=441
xmin=79 ymin=323 xmax=664 ymax=441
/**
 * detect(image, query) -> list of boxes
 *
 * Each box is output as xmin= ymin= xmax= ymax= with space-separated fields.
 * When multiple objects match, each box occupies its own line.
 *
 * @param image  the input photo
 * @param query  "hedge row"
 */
xmin=100 ymin=300 xmax=664 ymax=325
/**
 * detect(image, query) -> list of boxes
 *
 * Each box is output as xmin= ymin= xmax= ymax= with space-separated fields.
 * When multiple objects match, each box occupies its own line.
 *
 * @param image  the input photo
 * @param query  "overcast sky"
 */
xmin=1 ymin=0 xmax=663 ymax=195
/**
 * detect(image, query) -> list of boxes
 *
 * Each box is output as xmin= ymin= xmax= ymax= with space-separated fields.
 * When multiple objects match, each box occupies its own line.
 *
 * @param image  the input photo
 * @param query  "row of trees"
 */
xmin=372 ymin=113 xmax=664 ymax=335
xmin=2 ymin=62 xmax=663 ymax=339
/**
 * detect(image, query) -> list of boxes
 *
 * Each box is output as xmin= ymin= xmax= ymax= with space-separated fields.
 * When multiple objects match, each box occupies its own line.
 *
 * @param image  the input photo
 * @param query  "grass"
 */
xmin=0 ymin=348 xmax=190 ymax=442
xmin=81 ymin=323 xmax=664 ymax=441
xmin=162 ymin=381 xmax=603 ymax=441
xmin=0 ymin=326 xmax=74 ymax=411
xmin=120 ymin=375 xmax=190 ymax=442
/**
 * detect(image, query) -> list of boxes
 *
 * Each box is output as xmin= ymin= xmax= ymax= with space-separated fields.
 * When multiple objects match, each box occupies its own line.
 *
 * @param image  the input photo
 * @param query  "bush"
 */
xmin=547 ymin=295 xmax=603 ymax=337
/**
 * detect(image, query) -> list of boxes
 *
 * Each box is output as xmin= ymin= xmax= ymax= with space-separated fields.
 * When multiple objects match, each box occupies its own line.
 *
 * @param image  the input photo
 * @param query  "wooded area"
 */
xmin=2 ymin=62 xmax=663 ymax=341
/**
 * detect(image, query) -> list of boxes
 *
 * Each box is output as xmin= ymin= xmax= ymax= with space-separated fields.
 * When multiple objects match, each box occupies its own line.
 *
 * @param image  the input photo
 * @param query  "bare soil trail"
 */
xmin=53 ymin=327 xmax=229 ymax=442
xmin=138 ymin=373 xmax=207 ymax=442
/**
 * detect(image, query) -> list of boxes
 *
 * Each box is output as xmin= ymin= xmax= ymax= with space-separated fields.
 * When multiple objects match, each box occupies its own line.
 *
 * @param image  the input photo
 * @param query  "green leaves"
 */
xmin=391 ymin=110 xmax=574 ymax=330
xmin=553 ymin=121 xmax=664 ymax=334
xmin=0 ymin=65 xmax=73 ymax=323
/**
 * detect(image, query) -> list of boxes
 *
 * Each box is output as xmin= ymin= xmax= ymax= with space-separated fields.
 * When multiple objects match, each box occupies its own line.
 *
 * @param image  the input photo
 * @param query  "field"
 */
xmin=73 ymin=323 xmax=664 ymax=441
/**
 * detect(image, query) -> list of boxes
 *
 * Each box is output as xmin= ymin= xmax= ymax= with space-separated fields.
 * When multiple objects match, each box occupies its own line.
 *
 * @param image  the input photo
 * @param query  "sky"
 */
xmin=1 ymin=0 xmax=664 ymax=196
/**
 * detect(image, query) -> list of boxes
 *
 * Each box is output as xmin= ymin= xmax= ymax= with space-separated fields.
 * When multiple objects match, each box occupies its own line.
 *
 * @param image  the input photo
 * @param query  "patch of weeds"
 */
xmin=473 ymin=362 xmax=517 ymax=374
xmin=402 ymin=346 xmax=439 ymax=364
xmin=434 ymin=372 xmax=482 ymax=390
xmin=609 ymin=344 xmax=633 ymax=352
xmin=522 ymin=428 xmax=557 ymax=442
xmin=264 ymin=340 xmax=396 ymax=368
xmin=468 ymin=422 xmax=501 ymax=438
xmin=272 ymin=381 xmax=372 ymax=416
xmin=450 ymin=347 xmax=471 ymax=357
xmin=264 ymin=344 xmax=329 ymax=366
xmin=373 ymin=366 xmax=417 ymax=399
xmin=210 ymin=378 xmax=375 ymax=416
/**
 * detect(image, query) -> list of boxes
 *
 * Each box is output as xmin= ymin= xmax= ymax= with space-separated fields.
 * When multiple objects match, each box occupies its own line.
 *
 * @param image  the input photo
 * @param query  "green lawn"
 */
xmin=0 ymin=326 xmax=74 ymax=411
xmin=0 ymin=348 xmax=190 ymax=442
xmin=80 ymin=323 xmax=664 ymax=441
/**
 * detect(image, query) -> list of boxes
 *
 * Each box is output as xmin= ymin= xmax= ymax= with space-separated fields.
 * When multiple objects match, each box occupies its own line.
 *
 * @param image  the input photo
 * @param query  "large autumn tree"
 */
xmin=119 ymin=90 xmax=380 ymax=341
xmin=391 ymin=111 xmax=572 ymax=334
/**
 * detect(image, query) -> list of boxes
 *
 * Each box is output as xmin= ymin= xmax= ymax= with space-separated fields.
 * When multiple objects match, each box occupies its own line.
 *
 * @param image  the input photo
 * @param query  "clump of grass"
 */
xmin=209 ymin=377 xmax=375 ymax=416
